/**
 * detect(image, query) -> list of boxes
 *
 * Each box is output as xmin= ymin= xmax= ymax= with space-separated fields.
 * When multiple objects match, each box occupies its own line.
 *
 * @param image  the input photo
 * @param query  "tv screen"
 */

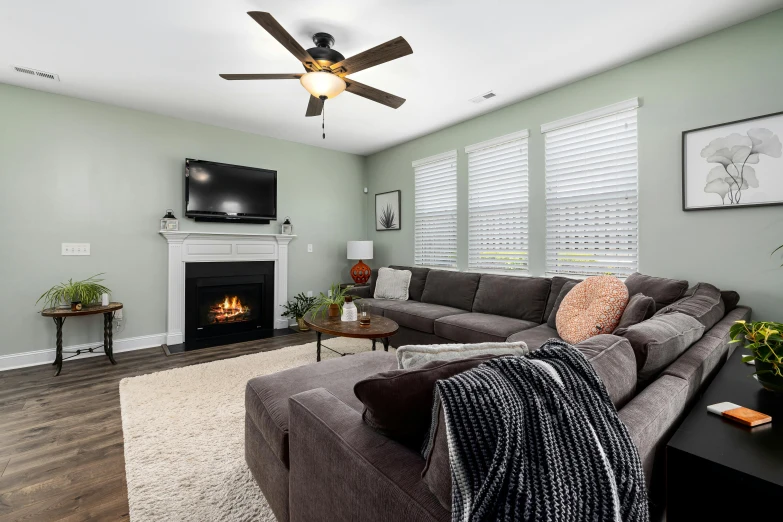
xmin=185 ymin=159 xmax=277 ymax=222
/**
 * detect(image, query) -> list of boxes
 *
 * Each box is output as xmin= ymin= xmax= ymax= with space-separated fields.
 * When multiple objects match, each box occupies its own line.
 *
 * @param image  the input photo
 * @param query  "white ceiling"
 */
xmin=1 ymin=1 xmax=780 ymax=155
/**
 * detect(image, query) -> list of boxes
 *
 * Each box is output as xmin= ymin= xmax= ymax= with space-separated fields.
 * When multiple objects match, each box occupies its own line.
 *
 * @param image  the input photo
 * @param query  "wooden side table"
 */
xmin=40 ymin=302 xmax=123 ymax=376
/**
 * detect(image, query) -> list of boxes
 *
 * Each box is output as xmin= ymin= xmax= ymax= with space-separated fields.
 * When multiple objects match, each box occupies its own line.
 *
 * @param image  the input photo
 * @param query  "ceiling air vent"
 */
xmin=469 ymin=91 xmax=496 ymax=104
xmin=12 ymin=65 xmax=60 ymax=81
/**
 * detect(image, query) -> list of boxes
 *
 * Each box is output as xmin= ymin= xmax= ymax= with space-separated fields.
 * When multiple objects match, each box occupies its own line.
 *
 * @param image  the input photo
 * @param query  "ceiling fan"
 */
xmin=220 ymin=11 xmax=413 ymax=136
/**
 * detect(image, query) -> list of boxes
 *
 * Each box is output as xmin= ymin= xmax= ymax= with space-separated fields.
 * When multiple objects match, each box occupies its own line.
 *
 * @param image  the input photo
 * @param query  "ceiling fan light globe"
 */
xmin=300 ymin=71 xmax=346 ymax=99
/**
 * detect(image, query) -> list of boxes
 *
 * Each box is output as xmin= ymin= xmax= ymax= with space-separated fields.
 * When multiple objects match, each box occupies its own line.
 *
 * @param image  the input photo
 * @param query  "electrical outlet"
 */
xmin=328 ymin=289 xmax=332 ymax=297
xmin=62 ymin=243 xmax=90 ymax=256
xmin=307 ymin=244 xmax=313 ymax=253
xmin=115 ymin=309 xmax=123 ymax=320
xmin=306 ymin=291 xmax=313 ymax=297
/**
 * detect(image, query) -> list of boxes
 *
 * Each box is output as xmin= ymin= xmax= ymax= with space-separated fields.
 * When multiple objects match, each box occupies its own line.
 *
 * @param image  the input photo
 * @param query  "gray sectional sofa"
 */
xmin=245 ymin=265 xmax=750 ymax=521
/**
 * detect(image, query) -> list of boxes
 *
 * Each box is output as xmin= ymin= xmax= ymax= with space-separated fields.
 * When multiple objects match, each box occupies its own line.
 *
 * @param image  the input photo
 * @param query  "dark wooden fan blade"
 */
xmin=344 ymin=79 xmax=405 ymax=109
xmin=305 ymin=96 xmax=324 ymax=117
xmin=219 ymin=73 xmax=303 ymax=80
xmin=329 ymin=36 xmax=412 ymax=76
xmin=247 ymin=12 xmax=321 ymax=71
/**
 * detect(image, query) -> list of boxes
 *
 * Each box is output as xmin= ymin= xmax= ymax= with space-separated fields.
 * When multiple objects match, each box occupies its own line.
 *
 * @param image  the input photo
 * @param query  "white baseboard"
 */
xmin=0 ymin=333 xmax=166 ymax=372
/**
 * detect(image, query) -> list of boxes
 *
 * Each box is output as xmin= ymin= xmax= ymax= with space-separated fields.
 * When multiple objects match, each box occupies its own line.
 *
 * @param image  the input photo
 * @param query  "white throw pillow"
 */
xmin=374 ymin=267 xmax=412 ymax=300
xmin=396 ymin=341 xmax=529 ymax=369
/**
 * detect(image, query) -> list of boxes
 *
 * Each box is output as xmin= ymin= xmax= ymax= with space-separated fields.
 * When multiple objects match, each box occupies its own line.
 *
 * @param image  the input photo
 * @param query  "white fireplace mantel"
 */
xmin=160 ymin=231 xmax=296 ymax=346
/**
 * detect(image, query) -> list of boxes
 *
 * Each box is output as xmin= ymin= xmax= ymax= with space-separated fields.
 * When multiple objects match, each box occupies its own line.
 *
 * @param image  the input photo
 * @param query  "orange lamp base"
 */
xmin=351 ymin=260 xmax=371 ymax=284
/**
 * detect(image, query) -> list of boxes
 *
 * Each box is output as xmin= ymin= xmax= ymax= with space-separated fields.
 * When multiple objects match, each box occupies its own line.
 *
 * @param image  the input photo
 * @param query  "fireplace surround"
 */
xmin=160 ymin=231 xmax=295 ymax=350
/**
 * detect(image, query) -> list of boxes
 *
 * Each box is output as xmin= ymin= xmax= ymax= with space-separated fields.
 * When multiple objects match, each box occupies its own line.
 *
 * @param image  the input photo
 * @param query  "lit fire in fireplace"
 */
xmin=209 ymin=295 xmax=251 ymax=324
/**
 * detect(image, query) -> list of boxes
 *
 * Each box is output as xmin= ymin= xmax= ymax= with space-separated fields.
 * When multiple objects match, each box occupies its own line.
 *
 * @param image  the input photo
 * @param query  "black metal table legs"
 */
xmin=316 ymin=331 xmax=322 ymax=362
xmin=382 ymin=337 xmax=389 ymax=351
xmin=52 ymin=317 xmax=65 ymax=377
xmin=104 ymin=312 xmax=117 ymax=365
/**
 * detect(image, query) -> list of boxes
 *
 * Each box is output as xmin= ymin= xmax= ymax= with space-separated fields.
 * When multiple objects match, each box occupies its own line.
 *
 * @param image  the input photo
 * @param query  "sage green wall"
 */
xmin=0 ymin=84 xmax=366 ymax=357
xmin=366 ymin=10 xmax=783 ymax=321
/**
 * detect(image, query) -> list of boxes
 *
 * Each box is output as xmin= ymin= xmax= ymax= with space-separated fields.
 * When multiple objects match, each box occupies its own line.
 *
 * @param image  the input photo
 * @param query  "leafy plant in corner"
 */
xmin=37 ymin=274 xmax=111 ymax=310
xmin=378 ymin=203 xmax=397 ymax=229
xmin=310 ymin=283 xmax=354 ymax=318
xmin=281 ymin=292 xmax=317 ymax=330
xmin=730 ymin=320 xmax=783 ymax=393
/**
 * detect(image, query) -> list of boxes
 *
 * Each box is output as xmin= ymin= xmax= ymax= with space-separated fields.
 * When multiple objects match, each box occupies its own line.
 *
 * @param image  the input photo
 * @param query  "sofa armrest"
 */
xmin=348 ymin=285 xmax=372 ymax=299
xmin=288 ymin=388 xmax=448 ymax=522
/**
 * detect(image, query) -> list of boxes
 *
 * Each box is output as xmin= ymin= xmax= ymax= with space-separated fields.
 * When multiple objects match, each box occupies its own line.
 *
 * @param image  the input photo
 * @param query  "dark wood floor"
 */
xmin=0 ymin=331 xmax=317 ymax=521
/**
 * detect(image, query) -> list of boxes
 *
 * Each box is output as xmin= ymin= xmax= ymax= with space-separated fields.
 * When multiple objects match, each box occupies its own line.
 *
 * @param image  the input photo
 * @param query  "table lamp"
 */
xmin=347 ymin=241 xmax=373 ymax=284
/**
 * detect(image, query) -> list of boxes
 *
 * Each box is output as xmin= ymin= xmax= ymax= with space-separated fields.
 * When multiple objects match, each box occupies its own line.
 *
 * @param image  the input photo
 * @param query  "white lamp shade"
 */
xmin=347 ymin=241 xmax=373 ymax=260
xmin=300 ymin=72 xmax=346 ymax=99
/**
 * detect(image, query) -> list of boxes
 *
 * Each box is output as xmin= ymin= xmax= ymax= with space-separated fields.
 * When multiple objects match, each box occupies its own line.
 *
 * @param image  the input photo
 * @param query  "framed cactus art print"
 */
xmin=683 ymin=111 xmax=783 ymax=210
xmin=375 ymin=190 xmax=401 ymax=231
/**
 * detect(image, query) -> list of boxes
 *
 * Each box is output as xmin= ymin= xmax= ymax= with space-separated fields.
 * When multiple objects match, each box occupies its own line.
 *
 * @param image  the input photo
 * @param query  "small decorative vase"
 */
xmin=327 ymin=304 xmax=340 ymax=318
xmin=71 ymin=301 xmax=83 ymax=312
xmin=296 ymin=317 xmax=309 ymax=331
xmin=755 ymin=360 xmax=783 ymax=394
xmin=341 ymin=296 xmax=357 ymax=322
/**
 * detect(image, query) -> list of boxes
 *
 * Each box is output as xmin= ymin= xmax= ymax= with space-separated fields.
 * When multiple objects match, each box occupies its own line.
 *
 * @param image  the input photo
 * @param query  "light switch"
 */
xmin=307 ymin=244 xmax=313 ymax=253
xmin=62 ymin=243 xmax=90 ymax=256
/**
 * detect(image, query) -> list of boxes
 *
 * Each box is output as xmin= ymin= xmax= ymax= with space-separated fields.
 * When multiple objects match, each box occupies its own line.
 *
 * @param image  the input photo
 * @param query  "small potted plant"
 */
xmin=281 ymin=292 xmax=317 ymax=331
xmin=730 ymin=320 xmax=783 ymax=393
xmin=311 ymin=283 xmax=353 ymax=319
xmin=37 ymin=274 xmax=111 ymax=311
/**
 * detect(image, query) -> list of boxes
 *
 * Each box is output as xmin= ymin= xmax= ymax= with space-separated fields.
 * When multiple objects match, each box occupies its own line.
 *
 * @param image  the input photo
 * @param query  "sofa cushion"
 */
xmin=613 ymin=293 xmax=656 ymax=332
xmin=546 ymin=280 xmax=579 ymax=329
xmin=390 ymin=265 xmax=430 ymax=301
xmin=373 ymin=267 xmax=412 ymax=300
xmin=615 ymin=312 xmax=705 ymax=381
xmin=657 ymin=282 xmax=725 ymax=331
xmin=556 ymin=276 xmax=629 ymax=344
xmin=354 ymin=354 xmax=498 ymax=448
xmin=721 ymin=290 xmax=740 ymax=312
xmin=434 ymin=313 xmax=538 ymax=343
xmin=420 ymin=270 xmax=481 ymax=311
xmin=360 ymin=298 xmax=405 ymax=317
xmin=245 ymin=352 xmax=397 ymax=466
xmin=543 ymin=276 xmax=581 ymax=323
xmin=576 ymin=335 xmax=637 ymax=409
xmin=506 ymin=324 xmax=561 ymax=350
xmin=471 ymin=275 xmax=552 ymax=322
xmin=383 ymin=302 xmax=468 ymax=334
xmin=624 ymin=272 xmax=688 ymax=311
xmin=396 ymin=341 xmax=528 ymax=369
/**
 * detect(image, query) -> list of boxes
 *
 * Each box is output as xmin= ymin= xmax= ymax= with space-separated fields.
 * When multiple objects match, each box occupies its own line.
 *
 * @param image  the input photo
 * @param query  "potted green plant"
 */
xmin=281 ymin=292 xmax=317 ymax=331
xmin=730 ymin=320 xmax=783 ymax=393
xmin=37 ymin=274 xmax=111 ymax=311
xmin=311 ymin=283 xmax=353 ymax=319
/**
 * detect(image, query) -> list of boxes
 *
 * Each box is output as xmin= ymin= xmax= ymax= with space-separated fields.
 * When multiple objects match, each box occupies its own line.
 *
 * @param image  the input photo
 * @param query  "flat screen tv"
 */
xmin=185 ymin=159 xmax=277 ymax=223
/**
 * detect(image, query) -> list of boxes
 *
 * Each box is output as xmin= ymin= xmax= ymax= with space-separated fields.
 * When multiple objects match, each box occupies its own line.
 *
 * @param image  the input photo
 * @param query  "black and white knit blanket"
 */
xmin=426 ymin=340 xmax=648 ymax=522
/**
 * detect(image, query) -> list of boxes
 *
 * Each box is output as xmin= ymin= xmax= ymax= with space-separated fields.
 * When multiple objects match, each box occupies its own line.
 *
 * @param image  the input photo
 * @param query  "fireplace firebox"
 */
xmin=184 ymin=261 xmax=274 ymax=350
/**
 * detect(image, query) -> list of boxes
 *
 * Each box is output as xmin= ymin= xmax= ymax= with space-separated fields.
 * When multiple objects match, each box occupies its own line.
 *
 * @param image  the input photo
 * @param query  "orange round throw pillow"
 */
xmin=556 ymin=275 xmax=629 ymax=345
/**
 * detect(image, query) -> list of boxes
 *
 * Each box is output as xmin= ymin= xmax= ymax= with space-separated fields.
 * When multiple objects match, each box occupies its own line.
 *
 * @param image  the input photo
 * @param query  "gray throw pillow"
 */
xmin=613 ymin=293 xmax=656 ymax=332
xmin=624 ymin=272 xmax=688 ymax=311
xmin=657 ymin=282 xmax=725 ymax=331
xmin=396 ymin=341 xmax=528 ymax=369
xmin=373 ymin=267 xmax=412 ymax=300
xmin=721 ymin=290 xmax=740 ymax=312
xmin=546 ymin=280 xmax=578 ymax=329
xmin=615 ymin=312 xmax=705 ymax=381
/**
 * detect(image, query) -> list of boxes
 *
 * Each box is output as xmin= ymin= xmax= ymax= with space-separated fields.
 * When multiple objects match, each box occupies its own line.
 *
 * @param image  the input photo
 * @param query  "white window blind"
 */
xmin=466 ymin=131 xmax=529 ymax=272
xmin=414 ymin=150 xmax=458 ymax=268
xmin=543 ymin=99 xmax=639 ymax=277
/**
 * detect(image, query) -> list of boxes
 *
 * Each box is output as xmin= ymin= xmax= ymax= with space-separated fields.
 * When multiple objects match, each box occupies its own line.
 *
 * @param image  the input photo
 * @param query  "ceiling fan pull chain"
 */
xmin=322 ymin=99 xmax=326 ymax=139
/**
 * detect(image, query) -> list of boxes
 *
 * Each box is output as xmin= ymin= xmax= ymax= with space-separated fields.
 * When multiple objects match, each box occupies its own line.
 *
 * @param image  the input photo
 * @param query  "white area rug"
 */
xmin=120 ymin=336 xmax=384 ymax=521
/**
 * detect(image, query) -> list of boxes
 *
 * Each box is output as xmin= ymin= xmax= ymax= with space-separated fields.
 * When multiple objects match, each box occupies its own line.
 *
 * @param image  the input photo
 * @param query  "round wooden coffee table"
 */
xmin=303 ymin=313 xmax=399 ymax=362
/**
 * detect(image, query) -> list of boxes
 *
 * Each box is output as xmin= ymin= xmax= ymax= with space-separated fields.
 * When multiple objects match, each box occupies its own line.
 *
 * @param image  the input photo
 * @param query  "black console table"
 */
xmin=666 ymin=347 xmax=782 ymax=520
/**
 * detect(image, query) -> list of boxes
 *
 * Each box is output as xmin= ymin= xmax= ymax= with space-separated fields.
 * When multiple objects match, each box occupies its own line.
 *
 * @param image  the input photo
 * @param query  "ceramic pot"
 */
xmin=755 ymin=360 xmax=783 ymax=393
xmin=328 ymin=304 xmax=340 ymax=318
xmin=296 ymin=317 xmax=309 ymax=331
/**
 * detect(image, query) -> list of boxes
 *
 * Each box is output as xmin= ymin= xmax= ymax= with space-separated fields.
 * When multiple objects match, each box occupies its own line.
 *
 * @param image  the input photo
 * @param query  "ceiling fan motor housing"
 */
xmin=308 ymin=32 xmax=344 ymax=67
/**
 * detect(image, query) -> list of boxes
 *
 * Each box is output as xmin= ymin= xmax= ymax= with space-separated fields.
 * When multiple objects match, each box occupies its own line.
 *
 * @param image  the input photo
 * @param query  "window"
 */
xmin=466 ymin=131 xmax=529 ymax=272
xmin=543 ymin=98 xmax=639 ymax=277
xmin=413 ymin=150 xmax=458 ymax=268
